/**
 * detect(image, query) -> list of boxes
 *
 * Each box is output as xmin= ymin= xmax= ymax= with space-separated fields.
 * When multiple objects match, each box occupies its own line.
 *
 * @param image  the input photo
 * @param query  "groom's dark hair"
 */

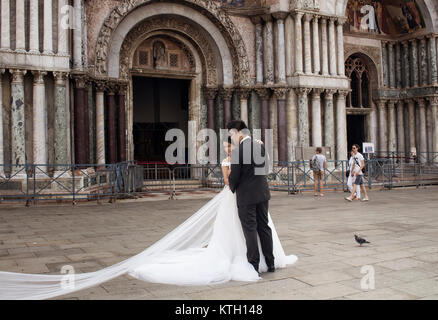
xmin=227 ymin=120 xmax=248 ymax=132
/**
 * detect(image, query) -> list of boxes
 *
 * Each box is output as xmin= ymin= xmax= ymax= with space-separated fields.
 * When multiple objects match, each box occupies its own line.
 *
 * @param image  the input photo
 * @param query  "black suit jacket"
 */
xmin=229 ymin=138 xmax=271 ymax=206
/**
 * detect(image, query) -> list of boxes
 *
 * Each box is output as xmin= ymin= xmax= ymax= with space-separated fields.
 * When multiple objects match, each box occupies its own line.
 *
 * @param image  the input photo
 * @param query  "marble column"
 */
xmin=303 ymin=14 xmax=312 ymax=75
xmin=237 ymin=87 xmax=251 ymax=125
xmin=428 ymin=96 xmax=438 ymax=161
xmin=296 ymin=88 xmax=311 ymax=147
xmin=311 ymin=88 xmax=323 ymax=147
xmin=273 ymin=87 xmax=289 ymax=162
xmin=220 ymin=87 xmax=234 ymax=128
xmin=106 ymin=86 xmax=117 ymax=164
xmin=419 ymin=38 xmax=428 ymax=86
xmin=118 ymin=84 xmax=127 ymax=163
xmin=43 ymin=0 xmax=54 ymax=54
xmin=1 ymin=0 xmax=10 ymax=50
xmin=274 ymin=13 xmax=287 ymax=83
xmin=255 ymin=87 xmax=271 ymax=143
xmin=387 ymin=100 xmax=397 ymax=152
xmin=312 ymin=15 xmax=320 ymax=75
xmin=336 ymin=18 xmax=346 ymax=77
xmin=286 ymin=89 xmax=298 ymax=161
xmin=15 ymin=0 xmax=26 ymax=52
xmin=410 ymin=39 xmax=419 ymax=87
xmin=32 ymin=71 xmax=48 ymax=167
xmin=396 ymin=100 xmax=405 ymax=157
xmin=29 ymin=0 xmax=40 ymax=54
xmin=252 ymin=17 xmax=264 ymax=84
xmin=0 ymin=69 xmax=4 ymax=176
xmin=204 ymin=87 xmax=217 ymax=131
xmin=73 ymin=75 xmax=87 ymax=165
xmin=388 ymin=42 xmax=395 ymax=88
xmin=428 ymin=35 xmax=438 ymax=85
xmin=53 ymin=72 xmax=69 ymax=168
xmin=328 ymin=18 xmax=337 ymax=76
xmin=262 ymin=15 xmax=274 ymax=85
xmin=320 ymin=17 xmax=329 ymax=76
xmin=11 ymin=69 xmax=27 ymax=171
xmin=417 ymin=98 xmax=427 ymax=163
xmin=401 ymin=41 xmax=410 ymax=88
xmin=73 ymin=0 xmax=83 ymax=69
xmin=294 ymin=12 xmax=304 ymax=75
xmin=336 ymin=90 xmax=349 ymax=160
xmin=395 ymin=43 xmax=402 ymax=88
xmin=324 ymin=89 xmax=336 ymax=158
xmin=285 ymin=15 xmax=295 ymax=81
xmin=58 ymin=0 xmax=69 ymax=55
xmin=382 ymin=42 xmax=388 ymax=88
xmin=95 ymin=82 xmax=106 ymax=165
xmin=407 ymin=99 xmax=416 ymax=160
xmin=377 ymin=100 xmax=387 ymax=153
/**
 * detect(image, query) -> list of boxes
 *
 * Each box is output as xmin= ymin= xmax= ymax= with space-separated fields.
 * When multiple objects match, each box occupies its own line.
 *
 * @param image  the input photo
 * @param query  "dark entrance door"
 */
xmin=347 ymin=115 xmax=366 ymax=152
xmin=132 ymin=76 xmax=189 ymax=164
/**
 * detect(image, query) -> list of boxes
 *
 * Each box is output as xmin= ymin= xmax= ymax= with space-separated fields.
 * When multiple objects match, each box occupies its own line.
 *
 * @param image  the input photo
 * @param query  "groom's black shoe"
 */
xmin=267 ymin=266 xmax=275 ymax=273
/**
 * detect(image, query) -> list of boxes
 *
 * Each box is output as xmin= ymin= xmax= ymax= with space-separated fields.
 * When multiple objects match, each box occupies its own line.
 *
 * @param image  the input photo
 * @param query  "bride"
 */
xmin=0 ymin=140 xmax=297 ymax=300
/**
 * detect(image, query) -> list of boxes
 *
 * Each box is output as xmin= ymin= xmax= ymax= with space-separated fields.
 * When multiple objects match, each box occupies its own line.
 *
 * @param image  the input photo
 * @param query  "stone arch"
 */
xmin=344 ymin=48 xmax=381 ymax=90
xmin=119 ymin=16 xmax=219 ymax=86
xmin=94 ymin=0 xmax=250 ymax=85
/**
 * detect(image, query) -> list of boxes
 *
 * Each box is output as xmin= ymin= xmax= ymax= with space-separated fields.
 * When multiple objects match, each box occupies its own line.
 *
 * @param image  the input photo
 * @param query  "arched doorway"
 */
xmin=345 ymin=53 xmax=376 ymax=152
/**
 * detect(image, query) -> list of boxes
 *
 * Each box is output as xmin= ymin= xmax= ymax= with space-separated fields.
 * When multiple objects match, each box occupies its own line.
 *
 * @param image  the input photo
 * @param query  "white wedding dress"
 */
xmin=0 ymin=177 xmax=297 ymax=299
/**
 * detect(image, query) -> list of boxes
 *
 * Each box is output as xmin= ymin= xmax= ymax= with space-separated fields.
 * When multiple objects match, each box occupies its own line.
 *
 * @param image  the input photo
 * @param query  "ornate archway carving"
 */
xmin=94 ymin=0 xmax=250 ymax=85
xmin=119 ymin=17 xmax=217 ymax=86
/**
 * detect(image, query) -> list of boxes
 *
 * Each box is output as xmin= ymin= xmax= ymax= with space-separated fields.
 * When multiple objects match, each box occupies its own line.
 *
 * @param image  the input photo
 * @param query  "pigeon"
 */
xmin=354 ymin=234 xmax=370 ymax=246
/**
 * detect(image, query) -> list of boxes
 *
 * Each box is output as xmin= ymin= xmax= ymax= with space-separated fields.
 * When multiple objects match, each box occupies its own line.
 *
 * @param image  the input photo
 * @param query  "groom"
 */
xmin=227 ymin=120 xmax=275 ymax=273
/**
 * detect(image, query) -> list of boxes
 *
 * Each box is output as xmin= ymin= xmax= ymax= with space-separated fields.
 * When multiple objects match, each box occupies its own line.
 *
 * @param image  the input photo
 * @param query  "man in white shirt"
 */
xmin=311 ymin=147 xmax=327 ymax=197
xmin=345 ymin=144 xmax=369 ymax=202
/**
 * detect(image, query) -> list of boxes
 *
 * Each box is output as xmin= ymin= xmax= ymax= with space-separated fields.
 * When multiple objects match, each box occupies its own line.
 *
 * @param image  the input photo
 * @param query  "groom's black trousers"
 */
xmin=237 ymin=200 xmax=275 ymax=271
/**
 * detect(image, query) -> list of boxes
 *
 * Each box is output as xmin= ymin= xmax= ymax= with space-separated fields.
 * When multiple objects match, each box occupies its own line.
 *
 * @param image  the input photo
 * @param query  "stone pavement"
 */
xmin=1 ymin=186 xmax=438 ymax=300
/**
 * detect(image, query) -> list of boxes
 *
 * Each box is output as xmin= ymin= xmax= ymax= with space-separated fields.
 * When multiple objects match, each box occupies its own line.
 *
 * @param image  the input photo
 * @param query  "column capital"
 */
xmin=250 ymin=16 xmax=263 ymax=25
xmin=71 ymin=74 xmax=88 ymax=88
xmin=203 ymin=86 xmax=218 ymax=100
xmin=31 ymin=70 xmax=47 ymax=84
xmin=419 ymin=37 xmax=427 ymax=44
xmin=426 ymin=34 xmax=437 ymax=40
xmin=376 ymin=99 xmax=388 ymax=106
xmin=337 ymin=89 xmax=350 ymax=98
xmin=53 ymin=71 xmax=68 ymax=86
xmin=324 ymin=89 xmax=337 ymax=99
xmin=387 ymin=99 xmax=397 ymax=107
xmin=409 ymin=38 xmax=418 ymax=45
xmin=105 ymin=81 xmax=118 ymax=95
xmin=303 ymin=13 xmax=313 ymax=22
xmin=272 ymin=12 xmax=288 ymax=22
xmin=10 ymin=69 xmax=27 ymax=83
xmin=292 ymin=11 xmax=304 ymax=20
xmin=415 ymin=97 xmax=426 ymax=107
xmin=272 ymin=86 xmax=290 ymax=100
xmin=427 ymin=96 xmax=438 ymax=106
xmin=312 ymin=15 xmax=320 ymax=23
xmin=312 ymin=88 xmax=324 ymax=97
xmin=405 ymin=98 xmax=415 ymax=105
xmin=118 ymin=83 xmax=128 ymax=95
xmin=401 ymin=40 xmax=410 ymax=47
xmin=295 ymin=87 xmax=312 ymax=97
xmin=261 ymin=14 xmax=273 ymax=23
xmin=320 ymin=16 xmax=328 ymax=23
xmin=237 ymin=87 xmax=251 ymax=100
xmin=254 ymin=86 xmax=271 ymax=100
xmin=328 ymin=17 xmax=336 ymax=24
xmin=396 ymin=100 xmax=404 ymax=107
xmin=337 ymin=17 xmax=347 ymax=25
xmin=219 ymin=86 xmax=234 ymax=101
xmin=94 ymin=80 xmax=106 ymax=92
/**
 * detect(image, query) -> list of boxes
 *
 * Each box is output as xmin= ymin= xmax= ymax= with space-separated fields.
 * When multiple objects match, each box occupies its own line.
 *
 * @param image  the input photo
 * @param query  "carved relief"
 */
xmin=94 ymin=0 xmax=250 ymax=86
xmin=344 ymin=43 xmax=382 ymax=88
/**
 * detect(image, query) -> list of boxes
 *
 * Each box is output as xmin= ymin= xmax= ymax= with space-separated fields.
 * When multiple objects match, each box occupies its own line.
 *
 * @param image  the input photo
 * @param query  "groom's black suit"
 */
xmin=229 ymin=137 xmax=275 ymax=272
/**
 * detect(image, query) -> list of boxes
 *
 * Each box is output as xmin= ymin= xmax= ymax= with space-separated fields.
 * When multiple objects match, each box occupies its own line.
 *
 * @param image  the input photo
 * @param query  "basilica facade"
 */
xmin=0 ymin=0 xmax=437 ymax=172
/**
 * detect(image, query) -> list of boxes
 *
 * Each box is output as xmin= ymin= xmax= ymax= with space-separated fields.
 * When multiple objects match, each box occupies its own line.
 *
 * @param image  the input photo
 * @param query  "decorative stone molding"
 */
xmin=272 ymin=12 xmax=288 ymax=21
xmin=324 ymin=89 xmax=337 ymax=98
xmin=312 ymin=88 xmax=324 ymax=97
xmin=427 ymin=96 xmax=438 ymax=106
xmin=71 ymin=74 xmax=88 ymax=89
xmin=289 ymin=0 xmax=320 ymax=11
xmin=337 ymin=89 xmax=350 ymax=98
xmin=94 ymin=80 xmax=106 ymax=92
xmin=295 ymin=87 xmax=312 ymax=96
xmin=119 ymin=17 xmax=213 ymax=85
xmin=94 ymin=0 xmax=250 ymax=86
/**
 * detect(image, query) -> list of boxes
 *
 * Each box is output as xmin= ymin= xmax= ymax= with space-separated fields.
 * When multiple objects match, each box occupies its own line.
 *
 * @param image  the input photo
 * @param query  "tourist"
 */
xmin=345 ymin=144 xmax=369 ymax=202
xmin=311 ymin=147 xmax=327 ymax=197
